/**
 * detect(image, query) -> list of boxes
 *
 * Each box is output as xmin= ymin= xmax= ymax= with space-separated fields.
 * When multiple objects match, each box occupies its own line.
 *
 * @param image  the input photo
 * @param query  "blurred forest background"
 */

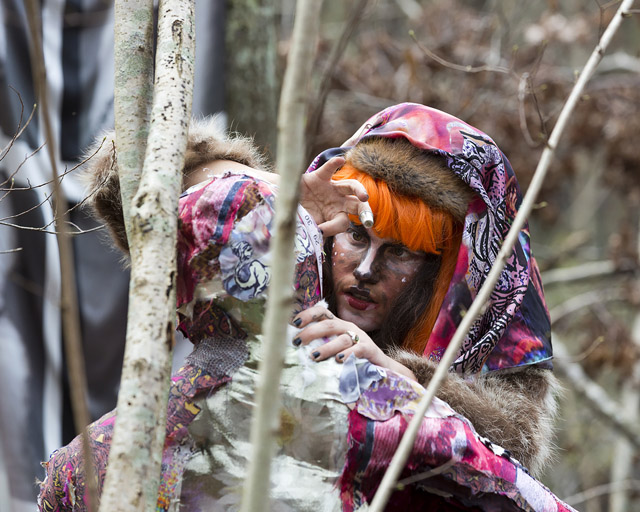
xmin=2 ymin=0 xmax=639 ymax=510
xmin=228 ymin=0 xmax=640 ymax=510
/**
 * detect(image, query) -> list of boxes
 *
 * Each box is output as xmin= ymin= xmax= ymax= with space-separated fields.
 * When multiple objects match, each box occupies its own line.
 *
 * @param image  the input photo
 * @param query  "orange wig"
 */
xmin=333 ymin=163 xmax=464 ymax=355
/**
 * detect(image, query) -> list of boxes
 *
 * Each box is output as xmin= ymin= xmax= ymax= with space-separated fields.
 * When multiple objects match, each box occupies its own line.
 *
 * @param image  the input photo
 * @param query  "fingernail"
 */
xmin=293 ymin=337 xmax=302 ymax=347
xmin=293 ymin=318 xmax=302 ymax=327
xmin=312 ymin=351 xmax=320 ymax=359
xmin=337 ymin=353 xmax=345 ymax=360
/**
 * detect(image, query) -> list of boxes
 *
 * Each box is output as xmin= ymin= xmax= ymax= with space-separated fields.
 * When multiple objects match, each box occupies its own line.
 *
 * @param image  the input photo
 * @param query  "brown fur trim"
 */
xmin=389 ymin=348 xmax=560 ymax=477
xmin=345 ymin=137 xmax=473 ymax=221
xmin=81 ymin=116 xmax=270 ymax=255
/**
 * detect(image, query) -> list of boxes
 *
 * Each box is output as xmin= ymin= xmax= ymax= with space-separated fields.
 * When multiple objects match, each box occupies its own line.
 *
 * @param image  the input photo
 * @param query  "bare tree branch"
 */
xmin=240 ymin=0 xmax=323 ymax=510
xmin=0 ymin=247 xmax=23 ymax=255
xmin=369 ymin=1 xmax=637 ymax=509
xmin=0 ymin=87 xmax=37 ymax=163
xmin=542 ymin=260 xmax=619 ymax=285
xmin=23 ymin=1 xmax=97 ymax=510
xmin=0 ymin=138 xmax=105 ymax=192
xmin=306 ymin=0 xmax=369 ymax=162
xmin=410 ymin=30 xmax=512 ymax=75
xmin=0 ymin=143 xmax=46 ymax=189
xmin=565 ymin=479 xmax=640 ymax=507
xmin=549 ymin=288 xmax=625 ymax=325
xmin=553 ymin=338 xmax=640 ymax=451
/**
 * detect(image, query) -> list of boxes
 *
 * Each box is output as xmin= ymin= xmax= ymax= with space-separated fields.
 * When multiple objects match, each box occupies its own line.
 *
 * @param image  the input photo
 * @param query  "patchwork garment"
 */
xmin=307 ymin=103 xmax=553 ymax=375
xmin=39 ymin=169 xmax=572 ymax=511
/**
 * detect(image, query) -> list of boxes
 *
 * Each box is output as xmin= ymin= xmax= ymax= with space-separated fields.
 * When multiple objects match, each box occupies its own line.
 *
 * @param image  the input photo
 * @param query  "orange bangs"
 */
xmin=333 ymin=163 xmax=464 ymax=354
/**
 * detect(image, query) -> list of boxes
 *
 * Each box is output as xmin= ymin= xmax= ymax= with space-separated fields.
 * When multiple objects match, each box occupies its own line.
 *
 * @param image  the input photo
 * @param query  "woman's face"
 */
xmin=331 ymin=223 xmax=428 ymax=332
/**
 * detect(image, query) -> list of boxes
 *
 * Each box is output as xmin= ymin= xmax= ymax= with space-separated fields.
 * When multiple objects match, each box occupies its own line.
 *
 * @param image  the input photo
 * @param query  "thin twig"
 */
xmin=553 ymin=338 xmax=640 ymax=450
xmin=369 ymin=1 xmax=636 ymax=509
xmin=518 ymin=72 xmax=539 ymax=147
xmin=549 ymin=288 xmax=624 ymax=325
xmin=305 ymin=0 xmax=369 ymax=161
xmin=0 ymin=149 xmax=97 ymax=191
xmin=23 ymin=1 xmax=97 ymax=510
xmin=410 ymin=30 xmax=512 ymax=75
xmin=0 ymin=143 xmax=46 ymax=189
xmin=0 ymin=189 xmax=54 ymax=222
xmin=564 ymin=479 xmax=640 ymax=507
xmin=542 ymin=260 xmax=619 ymax=285
xmin=0 ymin=87 xmax=37 ymax=163
xmin=0 ymin=247 xmax=23 ymax=254
xmin=554 ymin=336 xmax=604 ymax=363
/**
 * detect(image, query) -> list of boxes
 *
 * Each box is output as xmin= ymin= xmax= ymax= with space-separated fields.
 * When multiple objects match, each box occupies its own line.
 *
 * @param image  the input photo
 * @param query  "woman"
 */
xmin=291 ymin=103 xmax=562 ymax=508
xmin=38 ymin=118 xmax=371 ymax=511
xmin=38 ymin=110 xmax=570 ymax=511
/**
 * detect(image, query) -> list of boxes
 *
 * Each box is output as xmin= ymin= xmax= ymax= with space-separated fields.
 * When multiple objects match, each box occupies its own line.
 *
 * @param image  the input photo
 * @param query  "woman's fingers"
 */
xmin=294 ymin=317 xmax=347 ymax=344
xmin=307 ymin=333 xmax=358 ymax=361
xmin=313 ymin=156 xmax=345 ymax=180
xmin=292 ymin=305 xmax=335 ymax=328
xmin=317 ymin=214 xmax=349 ymax=237
xmin=318 ymin=196 xmax=373 ymax=236
xmin=331 ymin=178 xmax=369 ymax=202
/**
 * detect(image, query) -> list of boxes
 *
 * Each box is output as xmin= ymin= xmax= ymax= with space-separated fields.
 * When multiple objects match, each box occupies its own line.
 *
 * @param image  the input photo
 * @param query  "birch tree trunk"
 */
xmin=98 ymin=1 xmax=195 ymax=510
xmin=114 ymin=0 xmax=154 ymax=240
xmin=225 ymin=0 xmax=278 ymax=154
xmin=240 ymin=0 xmax=323 ymax=510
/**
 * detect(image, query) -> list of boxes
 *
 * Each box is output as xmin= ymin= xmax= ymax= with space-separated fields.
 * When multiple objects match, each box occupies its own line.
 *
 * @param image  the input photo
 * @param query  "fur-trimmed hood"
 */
xmin=82 ymin=117 xmax=269 ymax=253
xmin=344 ymin=136 xmax=472 ymax=221
xmin=307 ymin=103 xmax=553 ymax=376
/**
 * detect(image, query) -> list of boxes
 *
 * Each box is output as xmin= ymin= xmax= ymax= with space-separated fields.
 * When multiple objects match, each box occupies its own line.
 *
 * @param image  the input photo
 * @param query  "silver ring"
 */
xmin=346 ymin=330 xmax=359 ymax=345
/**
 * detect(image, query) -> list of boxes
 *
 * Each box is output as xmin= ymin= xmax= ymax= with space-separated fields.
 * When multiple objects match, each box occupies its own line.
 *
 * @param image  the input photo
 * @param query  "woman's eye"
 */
xmin=389 ymin=246 xmax=408 ymax=257
xmin=348 ymin=230 xmax=364 ymax=242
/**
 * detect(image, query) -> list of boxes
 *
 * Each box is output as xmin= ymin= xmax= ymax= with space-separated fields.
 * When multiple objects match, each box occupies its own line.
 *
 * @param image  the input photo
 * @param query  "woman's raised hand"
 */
xmin=292 ymin=304 xmax=416 ymax=381
xmin=299 ymin=157 xmax=373 ymax=237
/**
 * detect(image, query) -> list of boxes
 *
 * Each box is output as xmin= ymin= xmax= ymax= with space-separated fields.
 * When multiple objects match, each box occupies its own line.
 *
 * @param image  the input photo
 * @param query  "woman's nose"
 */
xmin=353 ymin=247 xmax=380 ymax=283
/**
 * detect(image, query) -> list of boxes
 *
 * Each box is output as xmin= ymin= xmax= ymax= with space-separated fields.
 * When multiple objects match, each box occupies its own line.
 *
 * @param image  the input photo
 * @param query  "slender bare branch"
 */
xmin=0 ymin=139 xmax=106 ymax=192
xmin=518 ymin=72 xmax=540 ymax=147
xmin=369 ymin=1 xmax=637 ymax=509
xmin=23 ymin=1 xmax=97 ymax=510
xmin=410 ymin=30 xmax=512 ymax=75
xmin=542 ymin=260 xmax=619 ymax=285
xmin=0 ymin=87 xmax=37 ymax=163
xmin=549 ymin=288 xmax=625 ymax=325
xmin=565 ymin=479 xmax=640 ymax=507
xmin=240 ymin=1 xmax=323 ymax=510
xmin=0 ymin=143 xmax=46 ymax=189
xmin=306 ymin=0 xmax=369 ymax=159
xmin=0 ymin=247 xmax=23 ymax=254
xmin=553 ymin=338 xmax=640 ymax=450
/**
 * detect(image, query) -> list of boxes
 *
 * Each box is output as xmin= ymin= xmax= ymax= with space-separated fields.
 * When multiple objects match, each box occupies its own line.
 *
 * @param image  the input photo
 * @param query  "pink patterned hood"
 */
xmin=308 ymin=103 xmax=552 ymax=375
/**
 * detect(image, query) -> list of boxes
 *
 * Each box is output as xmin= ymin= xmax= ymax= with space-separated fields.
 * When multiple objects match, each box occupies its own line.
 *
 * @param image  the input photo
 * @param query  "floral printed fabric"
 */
xmin=176 ymin=172 xmax=323 ymax=343
xmin=37 ymin=364 xmax=229 ymax=512
xmin=340 ymin=406 xmax=576 ymax=512
xmin=307 ymin=103 xmax=553 ymax=375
